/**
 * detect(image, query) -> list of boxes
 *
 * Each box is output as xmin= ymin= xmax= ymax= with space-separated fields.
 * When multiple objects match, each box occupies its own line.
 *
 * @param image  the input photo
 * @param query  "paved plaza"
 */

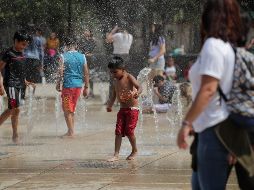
xmin=0 ymin=84 xmax=238 ymax=190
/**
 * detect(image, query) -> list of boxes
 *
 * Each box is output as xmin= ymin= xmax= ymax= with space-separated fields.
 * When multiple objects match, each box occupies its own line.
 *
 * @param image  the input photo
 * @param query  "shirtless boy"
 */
xmin=107 ymin=56 xmax=142 ymax=162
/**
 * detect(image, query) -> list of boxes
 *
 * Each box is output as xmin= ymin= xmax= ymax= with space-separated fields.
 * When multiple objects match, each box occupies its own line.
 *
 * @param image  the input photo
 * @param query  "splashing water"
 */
xmin=77 ymin=97 xmax=88 ymax=130
xmin=55 ymin=92 xmax=61 ymax=136
xmin=41 ymin=81 xmax=47 ymax=114
xmin=171 ymin=84 xmax=183 ymax=126
xmin=167 ymin=84 xmax=183 ymax=142
xmin=27 ymin=86 xmax=35 ymax=135
xmin=137 ymin=67 xmax=152 ymax=128
xmin=137 ymin=67 xmax=160 ymax=144
xmin=0 ymin=96 xmax=5 ymax=114
xmin=98 ymin=82 xmax=108 ymax=104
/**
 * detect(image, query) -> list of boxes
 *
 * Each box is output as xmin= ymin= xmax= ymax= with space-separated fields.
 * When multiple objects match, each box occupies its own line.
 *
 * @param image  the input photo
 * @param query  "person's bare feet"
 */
xmin=61 ymin=132 xmax=75 ymax=139
xmin=107 ymin=155 xmax=119 ymax=162
xmin=126 ymin=151 xmax=137 ymax=160
xmin=12 ymin=135 xmax=20 ymax=144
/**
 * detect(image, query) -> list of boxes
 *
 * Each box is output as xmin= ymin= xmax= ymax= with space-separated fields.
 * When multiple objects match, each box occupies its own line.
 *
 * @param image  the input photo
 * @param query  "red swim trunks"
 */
xmin=115 ymin=108 xmax=139 ymax=137
xmin=61 ymin=88 xmax=81 ymax=113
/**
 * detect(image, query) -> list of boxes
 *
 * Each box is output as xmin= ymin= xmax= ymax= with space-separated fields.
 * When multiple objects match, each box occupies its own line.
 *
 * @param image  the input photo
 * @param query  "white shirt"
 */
xmin=165 ymin=66 xmax=176 ymax=77
xmin=189 ymin=37 xmax=235 ymax=132
xmin=112 ymin=32 xmax=133 ymax=54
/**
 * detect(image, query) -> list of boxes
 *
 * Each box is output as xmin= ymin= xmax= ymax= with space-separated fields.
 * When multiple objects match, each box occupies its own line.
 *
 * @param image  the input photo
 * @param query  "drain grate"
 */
xmin=77 ymin=160 xmax=129 ymax=169
xmin=3 ymin=143 xmax=44 ymax=147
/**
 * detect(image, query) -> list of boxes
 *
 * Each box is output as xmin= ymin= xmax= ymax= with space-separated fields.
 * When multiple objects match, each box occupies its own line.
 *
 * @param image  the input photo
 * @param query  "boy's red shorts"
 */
xmin=61 ymin=88 xmax=81 ymax=113
xmin=115 ymin=108 xmax=139 ymax=137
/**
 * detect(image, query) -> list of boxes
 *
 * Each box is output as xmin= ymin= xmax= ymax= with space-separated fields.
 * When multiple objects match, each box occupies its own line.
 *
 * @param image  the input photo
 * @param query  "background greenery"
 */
xmin=0 ymin=0 xmax=253 ymax=53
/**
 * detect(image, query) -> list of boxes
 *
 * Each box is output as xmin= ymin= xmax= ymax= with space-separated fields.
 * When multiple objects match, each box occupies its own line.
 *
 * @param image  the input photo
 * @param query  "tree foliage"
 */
xmin=0 ymin=0 xmax=253 ymax=49
xmin=0 ymin=0 xmax=202 ymax=32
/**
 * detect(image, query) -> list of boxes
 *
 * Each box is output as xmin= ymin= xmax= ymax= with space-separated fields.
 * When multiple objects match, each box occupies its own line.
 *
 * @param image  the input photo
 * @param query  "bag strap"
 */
xmin=218 ymin=86 xmax=228 ymax=103
xmin=217 ymin=44 xmax=236 ymax=104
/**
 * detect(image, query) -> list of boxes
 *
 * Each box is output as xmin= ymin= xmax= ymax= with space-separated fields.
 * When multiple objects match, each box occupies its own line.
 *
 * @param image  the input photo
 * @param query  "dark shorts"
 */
xmin=115 ymin=108 xmax=139 ymax=137
xmin=5 ymin=86 xmax=22 ymax=109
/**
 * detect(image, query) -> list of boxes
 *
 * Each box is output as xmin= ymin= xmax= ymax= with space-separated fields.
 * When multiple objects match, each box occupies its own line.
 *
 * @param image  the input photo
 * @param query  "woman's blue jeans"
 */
xmin=192 ymin=171 xmax=201 ymax=190
xmin=197 ymin=126 xmax=231 ymax=190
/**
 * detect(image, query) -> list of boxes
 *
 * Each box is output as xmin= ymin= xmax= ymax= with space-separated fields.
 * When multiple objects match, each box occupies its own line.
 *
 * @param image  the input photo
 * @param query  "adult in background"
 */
xmin=80 ymin=29 xmax=96 ymax=97
xmin=148 ymin=24 xmax=166 ymax=78
xmin=44 ymin=32 xmax=60 ymax=83
xmin=24 ymin=28 xmax=43 ymax=83
xmin=106 ymin=25 xmax=133 ymax=100
xmin=36 ymin=28 xmax=46 ymax=83
xmin=176 ymin=0 xmax=243 ymax=189
xmin=106 ymin=25 xmax=134 ymax=74
xmin=36 ymin=28 xmax=46 ymax=64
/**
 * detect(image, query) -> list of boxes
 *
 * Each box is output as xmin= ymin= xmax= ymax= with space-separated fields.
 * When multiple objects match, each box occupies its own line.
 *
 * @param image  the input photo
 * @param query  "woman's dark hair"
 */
xmin=13 ymin=30 xmax=31 ymax=42
xmin=201 ymin=0 xmax=242 ymax=46
xmin=108 ymin=56 xmax=125 ymax=70
xmin=151 ymin=24 xmax=164 ymax=45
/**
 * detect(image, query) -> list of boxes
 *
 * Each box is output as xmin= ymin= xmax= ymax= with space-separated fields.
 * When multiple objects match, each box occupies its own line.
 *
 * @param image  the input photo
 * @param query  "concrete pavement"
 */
xmin=0 ymin=84 xmax=238 ymax=190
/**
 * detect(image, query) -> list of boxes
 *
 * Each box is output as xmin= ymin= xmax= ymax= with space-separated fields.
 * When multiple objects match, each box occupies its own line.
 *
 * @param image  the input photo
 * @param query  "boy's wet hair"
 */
xmin=13 ymin=30 xmax=30 ymax=42
xmin=153 ymin=75 xmax=165 ymax=83
xmin=108 ymin=56 xmax=126 ymax=70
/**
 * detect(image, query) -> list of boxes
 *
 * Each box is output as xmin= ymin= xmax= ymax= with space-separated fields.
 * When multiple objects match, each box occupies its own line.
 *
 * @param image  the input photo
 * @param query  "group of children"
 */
xmin=0 ymin=30 xmax=142 ymax=162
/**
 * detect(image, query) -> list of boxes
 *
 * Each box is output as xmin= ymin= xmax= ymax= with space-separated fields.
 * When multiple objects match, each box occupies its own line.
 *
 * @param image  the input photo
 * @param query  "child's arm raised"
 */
xmin=128 ymin=74 xmax=142 ymax=98
xmin=107 ymin=83 xmax=116 ymax=112
xmin=106 ymin=26 xmax=118 ymax=43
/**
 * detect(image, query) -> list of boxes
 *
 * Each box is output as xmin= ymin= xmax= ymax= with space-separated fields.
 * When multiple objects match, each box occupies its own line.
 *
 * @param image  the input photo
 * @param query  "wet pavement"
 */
xmin=0 ymin=84 xmax=238 ymax=190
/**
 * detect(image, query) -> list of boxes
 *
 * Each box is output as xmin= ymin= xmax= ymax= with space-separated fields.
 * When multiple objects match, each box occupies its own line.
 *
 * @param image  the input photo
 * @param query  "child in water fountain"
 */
xmin=0 ymin=30 xmax=32 ymax=143
xmin=56 ymin=37 xmax=89 ymax=138
xmin=106 ymin=56 xmax=142 ymax=162
xmin=152 ymin=75 xmax=176 ymax=112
